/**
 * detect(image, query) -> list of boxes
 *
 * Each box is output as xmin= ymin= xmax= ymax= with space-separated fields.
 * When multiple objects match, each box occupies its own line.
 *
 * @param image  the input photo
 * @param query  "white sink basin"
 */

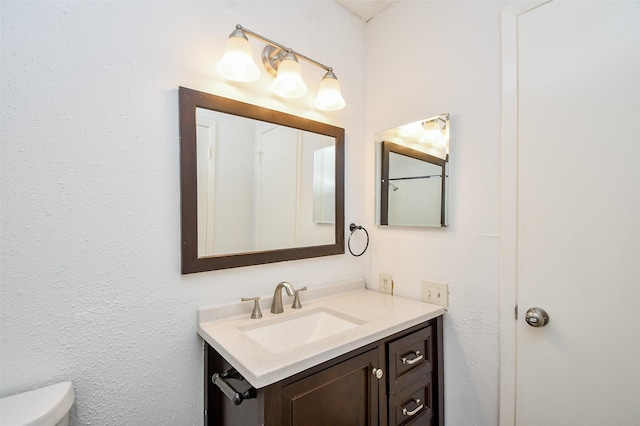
xmin=239 ymin=308 xmax=366 ymax=353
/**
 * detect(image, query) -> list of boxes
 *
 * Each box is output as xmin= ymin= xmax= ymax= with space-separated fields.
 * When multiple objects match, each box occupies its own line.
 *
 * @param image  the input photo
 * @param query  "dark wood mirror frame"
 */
xmin=179 ymin=87 xmax=345 ymax=273
xmin=380 ymin=140 xmax=447 ymax=227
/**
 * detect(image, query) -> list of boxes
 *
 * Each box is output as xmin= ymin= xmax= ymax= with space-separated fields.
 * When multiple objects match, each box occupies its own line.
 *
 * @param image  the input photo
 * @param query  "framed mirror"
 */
xmin=179 ymin=87 xmax=344 ymax=273
xmin=375 ymin=113 xmax=450 ymax=227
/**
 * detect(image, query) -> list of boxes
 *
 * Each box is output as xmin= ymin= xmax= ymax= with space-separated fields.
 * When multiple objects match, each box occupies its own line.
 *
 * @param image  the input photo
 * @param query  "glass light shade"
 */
xmin=422 ymin=120 xmax=442 ymax=139
xmin=434 ymin=134 xmax=447 ymax=147
xmin=216 ymin=35 xmax=260 ymax=82
xmin=313 ymin=74 xmax=346 ymax=111
xmin=398 ymin=121 xmax=423 ymax=137
xmin=271 ymin=55 xmax=307 ymax=98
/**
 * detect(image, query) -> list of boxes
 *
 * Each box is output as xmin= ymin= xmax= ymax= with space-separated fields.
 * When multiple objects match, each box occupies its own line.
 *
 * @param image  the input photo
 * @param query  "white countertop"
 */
xmin=197 ymin=279 xmax=445 ymax=389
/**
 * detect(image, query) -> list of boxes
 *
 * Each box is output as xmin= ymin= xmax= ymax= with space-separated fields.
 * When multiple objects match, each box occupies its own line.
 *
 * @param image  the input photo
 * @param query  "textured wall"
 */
xmin=0 ymin=1 xmax=367 ymax=424
xmin=365 ymin=2 xmax=507 ymax=425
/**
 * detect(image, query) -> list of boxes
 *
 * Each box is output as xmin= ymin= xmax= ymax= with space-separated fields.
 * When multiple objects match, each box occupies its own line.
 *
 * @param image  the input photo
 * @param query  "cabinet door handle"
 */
xmin=372 ymin=367 xmax=384 ymax=379
xmin=401 ymin=350 xmax=423 ymax=365
xmin=402 ymin=398 xmax=424 ymax=417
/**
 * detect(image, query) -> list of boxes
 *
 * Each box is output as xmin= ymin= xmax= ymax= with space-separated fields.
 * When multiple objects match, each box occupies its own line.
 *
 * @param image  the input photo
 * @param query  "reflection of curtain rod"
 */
xmin=389 ymin=175 xmax=448 ymax=181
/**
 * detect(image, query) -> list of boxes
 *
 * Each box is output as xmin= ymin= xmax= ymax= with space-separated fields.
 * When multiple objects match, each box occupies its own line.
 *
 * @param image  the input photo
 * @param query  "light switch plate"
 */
xmin=421 ymin=280 xmax=448 ymax=309
xmin=379 ymin=273 xmax=393 ymax=295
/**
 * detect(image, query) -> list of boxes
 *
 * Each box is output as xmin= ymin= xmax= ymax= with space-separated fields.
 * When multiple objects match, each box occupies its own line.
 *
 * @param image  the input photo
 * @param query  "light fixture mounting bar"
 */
xmin=237 ymin=24 xmax=332 ymax=72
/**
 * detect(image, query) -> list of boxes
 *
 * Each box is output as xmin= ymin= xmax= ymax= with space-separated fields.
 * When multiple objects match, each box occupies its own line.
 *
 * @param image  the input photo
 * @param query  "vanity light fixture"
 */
xmin=398 ymin=121 xmax=424 ymax=138
xmin=420 ymin=116 xmax=448 ymax=147
xmin=422 ymin=120 xmax=442 ymax=138
xmin=216 ymin=26 xmax=261 ymax=82
xmin=313 ymin=70 xmax=346 ymax=111
xmin=270 ymin=51 xmax=307 ymax=98
xmin=217 ymin=25 xmax=346 ymax=111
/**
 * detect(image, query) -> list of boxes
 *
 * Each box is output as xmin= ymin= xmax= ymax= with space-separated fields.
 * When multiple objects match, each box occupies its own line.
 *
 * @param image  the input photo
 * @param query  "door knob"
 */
xmin=525 ymin=307 xmax=549 ymax=327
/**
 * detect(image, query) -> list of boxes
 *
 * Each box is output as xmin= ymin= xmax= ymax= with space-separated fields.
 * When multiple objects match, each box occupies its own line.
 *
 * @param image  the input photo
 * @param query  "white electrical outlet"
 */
xmin=421 ymin=280 xmax=449 ymax=309
xmin=379 ymin=273 xmax=393 ymax=295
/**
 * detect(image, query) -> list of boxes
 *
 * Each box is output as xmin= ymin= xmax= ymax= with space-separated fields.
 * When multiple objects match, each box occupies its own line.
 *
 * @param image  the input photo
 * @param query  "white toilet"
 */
xmin=0 ymin=382 xmax=74 ymax=426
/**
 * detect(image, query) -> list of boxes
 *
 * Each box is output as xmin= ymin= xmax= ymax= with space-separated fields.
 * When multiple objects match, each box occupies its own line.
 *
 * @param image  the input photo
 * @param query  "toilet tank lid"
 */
xmin=0 ymin=382 xmax=74 ymax=426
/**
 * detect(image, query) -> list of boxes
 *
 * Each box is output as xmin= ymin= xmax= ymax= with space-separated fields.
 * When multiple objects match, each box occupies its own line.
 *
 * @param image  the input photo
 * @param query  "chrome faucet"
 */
xmin=270 ymin=281 xmax=294 ymax=314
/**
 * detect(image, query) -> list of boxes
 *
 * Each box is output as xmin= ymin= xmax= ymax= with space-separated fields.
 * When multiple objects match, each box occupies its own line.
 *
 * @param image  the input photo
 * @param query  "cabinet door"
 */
xmin=277 ymin=349 xmax=381 ymax=426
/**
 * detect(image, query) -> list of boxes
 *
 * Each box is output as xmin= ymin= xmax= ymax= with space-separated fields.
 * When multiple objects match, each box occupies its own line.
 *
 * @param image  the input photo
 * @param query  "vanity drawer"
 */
xmin=388 ymin=325 xmax=433 ymax=395
xmin=389 ymin=377 xmax=433 ymax=426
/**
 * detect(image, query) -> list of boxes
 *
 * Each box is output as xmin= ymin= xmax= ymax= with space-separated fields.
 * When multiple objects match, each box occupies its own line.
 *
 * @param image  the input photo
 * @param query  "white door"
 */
xmin=255 ymin=125 xmax=300 ymax=251
xmin=501 ymin=1 xmax=640 ymax=425
xmin=196 ymin=115 xmax=216 ymax=257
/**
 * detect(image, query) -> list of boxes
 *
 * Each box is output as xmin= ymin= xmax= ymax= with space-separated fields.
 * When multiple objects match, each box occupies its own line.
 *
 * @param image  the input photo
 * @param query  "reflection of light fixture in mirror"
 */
xmin=270 ymin=51 xmax=307 ymax=98
xmin=420 ymin=118 xmax=447 ymax=146
xmin=216 ymin=27 xmax=261 ymax=82
xmin=216 ymin=25 xmax=345 ymax=111
xmin=389 ymin=182 xmax=399 ymax=191
xmin=422 ymin=120 xmax=441 ymax=137
xmin=398 ymin=121 xmax=424 ymax=138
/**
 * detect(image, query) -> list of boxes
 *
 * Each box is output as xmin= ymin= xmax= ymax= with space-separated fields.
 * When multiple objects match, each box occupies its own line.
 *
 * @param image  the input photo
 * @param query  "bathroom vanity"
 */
xmin=198 ymin=280 xmax=444 ymax=425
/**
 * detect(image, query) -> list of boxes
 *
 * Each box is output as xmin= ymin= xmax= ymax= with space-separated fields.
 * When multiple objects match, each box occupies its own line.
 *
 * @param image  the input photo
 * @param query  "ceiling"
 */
xmin=335 ymin=0 xmax=397 ymax=22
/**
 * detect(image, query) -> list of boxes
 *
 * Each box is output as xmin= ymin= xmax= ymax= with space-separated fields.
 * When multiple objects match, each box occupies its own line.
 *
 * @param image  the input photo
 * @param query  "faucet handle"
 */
xmin=291 ymin=287 xmax=307 ymax=309
xmin=241 ymin=297 xmax=263 ymax=319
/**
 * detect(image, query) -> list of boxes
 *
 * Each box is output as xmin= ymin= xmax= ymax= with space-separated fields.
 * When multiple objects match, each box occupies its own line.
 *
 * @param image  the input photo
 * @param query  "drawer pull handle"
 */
xmin=401 ymin=350 xmax=423 ymax=365
xmin=402 ymin=398 xmax=423 ymax=417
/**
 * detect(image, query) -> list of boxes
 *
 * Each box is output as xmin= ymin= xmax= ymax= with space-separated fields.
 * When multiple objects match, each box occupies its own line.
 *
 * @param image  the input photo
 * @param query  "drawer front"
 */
xmin=388 ymin=325 xmax=433 ymax=395
xmin=389 ymin=377 xmax=433 ymax=426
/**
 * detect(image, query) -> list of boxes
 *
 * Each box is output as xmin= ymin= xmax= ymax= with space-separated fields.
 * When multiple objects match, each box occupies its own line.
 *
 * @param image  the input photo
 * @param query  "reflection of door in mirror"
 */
xmin=196 ymin=108 xmax=256 ymax=256
xmin=255 ymin=125 xmax=298 ymax=251
xmin=313 ymin=145 xmax=335 ymax=224
xmin=196 ymin=111 xmax=216 ymax=257
xmin=254 ymin=126 xmax=336 ymax=251
xmin=299 ymin=134 xmax=335 ymax=245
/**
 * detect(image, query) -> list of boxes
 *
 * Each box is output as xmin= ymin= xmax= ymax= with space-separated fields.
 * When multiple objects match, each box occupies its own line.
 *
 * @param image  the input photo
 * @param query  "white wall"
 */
xmin=0 ymin=1 xmax=367 ymax=424
xmin=366 ymin=2 xmax=507 ymax=424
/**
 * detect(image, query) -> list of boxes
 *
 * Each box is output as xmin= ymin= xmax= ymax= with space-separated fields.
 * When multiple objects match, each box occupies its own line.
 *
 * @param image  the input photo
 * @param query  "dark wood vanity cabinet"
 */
xmin=266 ymin=348 xmax=381 ymax=425
xmin=387 ymin=325 xmax=436 ymax=425
xmin=204 ymin=316 xmax=443 ymax=426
